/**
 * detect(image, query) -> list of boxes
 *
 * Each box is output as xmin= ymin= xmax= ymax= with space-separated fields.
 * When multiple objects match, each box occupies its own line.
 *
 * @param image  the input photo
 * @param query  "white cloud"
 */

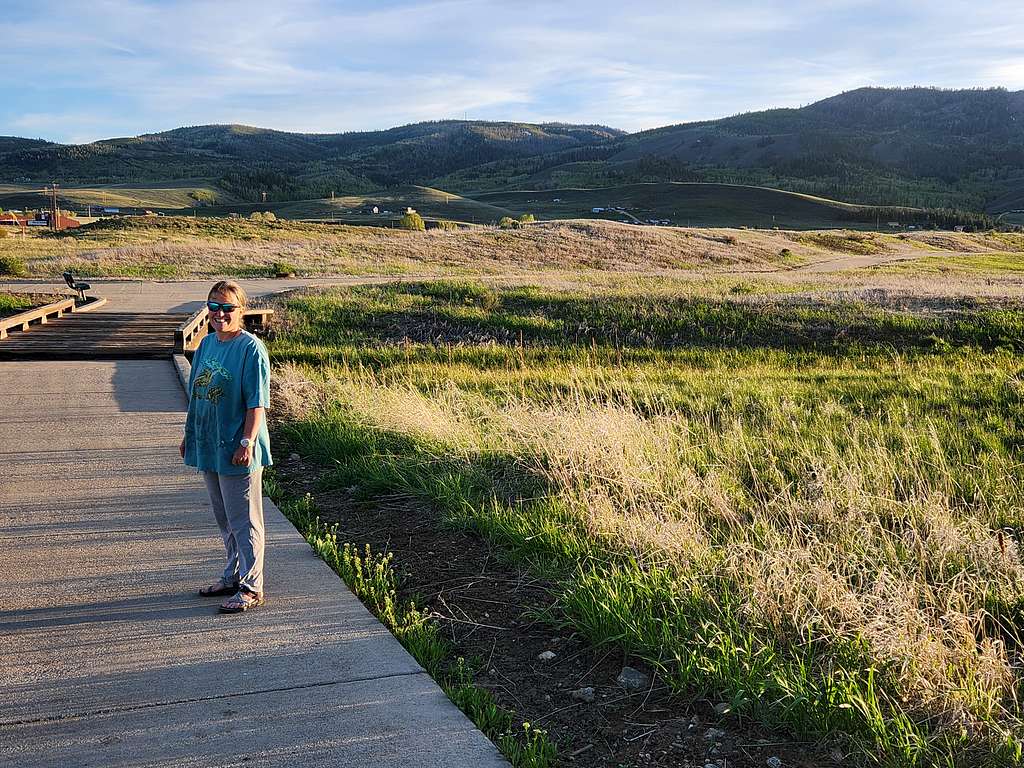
xmin=1 ymin=0 xmax=1022 ymax=142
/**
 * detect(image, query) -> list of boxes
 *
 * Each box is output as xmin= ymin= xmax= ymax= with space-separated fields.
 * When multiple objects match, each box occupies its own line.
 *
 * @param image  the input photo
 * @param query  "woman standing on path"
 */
xmin=179 ymin=280 xmax=273 ymax=614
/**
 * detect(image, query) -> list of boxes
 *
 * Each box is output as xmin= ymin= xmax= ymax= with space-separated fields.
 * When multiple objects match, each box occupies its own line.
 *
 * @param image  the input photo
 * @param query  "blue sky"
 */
xmin=4 ymin=0 xmax=1023 ymax=144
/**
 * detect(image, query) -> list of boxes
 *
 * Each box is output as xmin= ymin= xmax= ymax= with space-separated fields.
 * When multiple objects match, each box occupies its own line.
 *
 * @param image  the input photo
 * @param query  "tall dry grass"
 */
xmin=274 ymin=355 xmax=1024 ymax=763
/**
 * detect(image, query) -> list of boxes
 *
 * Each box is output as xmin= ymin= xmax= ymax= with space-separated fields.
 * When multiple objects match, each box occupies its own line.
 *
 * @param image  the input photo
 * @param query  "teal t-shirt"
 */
xmin=184 ymin=330 xmax=273 ymax=475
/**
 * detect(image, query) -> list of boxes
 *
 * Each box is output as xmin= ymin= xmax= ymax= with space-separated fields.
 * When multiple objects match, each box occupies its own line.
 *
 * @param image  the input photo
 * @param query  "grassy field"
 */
xmin=188 ymin=185 xmax=521 ymax=225
xmin=471 ymin=182 xmax=912 ymax=230
xmin=266 ymin=280 xmax=1024 ymax=767
xmin=862 ymin=252 xmax=1024 ymax=275
xmin=0 ymin=292 xmax=35 ymax=318
xmin=0 ymin=179 xmax=974 ymax=233
xmin=0 ymin=292 xmax=63 ymax=318
xmin=267 ymin=185 xmax=518 ymax=223
xmin=3 ymin=214 xmax=1024 ymax=282
xmin=0 ymin=181 xmax=235 ymax=212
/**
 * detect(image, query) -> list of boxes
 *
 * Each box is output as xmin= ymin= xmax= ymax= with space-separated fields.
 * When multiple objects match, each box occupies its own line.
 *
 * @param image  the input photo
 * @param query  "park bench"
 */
xmin=63 ymin=271 xmax=91 ymax=304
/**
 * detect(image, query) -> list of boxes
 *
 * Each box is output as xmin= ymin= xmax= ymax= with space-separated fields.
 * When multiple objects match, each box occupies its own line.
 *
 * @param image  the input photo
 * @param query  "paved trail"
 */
xmin=0 ymin=354 xmax=506 ymax=765
xmin=0 ymin=276 xmax=410 ymax=314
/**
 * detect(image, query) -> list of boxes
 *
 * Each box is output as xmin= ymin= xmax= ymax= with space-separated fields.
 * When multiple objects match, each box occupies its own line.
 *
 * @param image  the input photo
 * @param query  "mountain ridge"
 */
xmin=2 ymin=87 xmax=1022 ymax=211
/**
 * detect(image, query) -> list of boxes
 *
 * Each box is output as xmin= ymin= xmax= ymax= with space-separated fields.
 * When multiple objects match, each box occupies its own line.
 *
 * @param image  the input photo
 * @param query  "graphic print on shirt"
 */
xmin=192 ymin=359 xmax=233 ymax=406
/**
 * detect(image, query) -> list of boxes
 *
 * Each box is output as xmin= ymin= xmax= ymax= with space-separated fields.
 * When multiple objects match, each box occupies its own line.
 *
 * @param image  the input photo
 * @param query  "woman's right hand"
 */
xmin=179 ymin=438 xmax=186 ymax=459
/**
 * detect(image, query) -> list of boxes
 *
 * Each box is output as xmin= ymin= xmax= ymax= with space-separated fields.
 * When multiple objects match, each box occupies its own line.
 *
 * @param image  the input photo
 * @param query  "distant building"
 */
xmin=592 ymin=207 xmax=604 ymax=213
xmin=0 ymin=214 xmax=29 ymax=227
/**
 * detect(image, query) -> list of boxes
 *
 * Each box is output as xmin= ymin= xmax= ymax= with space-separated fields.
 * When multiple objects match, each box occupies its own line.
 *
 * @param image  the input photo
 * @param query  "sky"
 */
xmin=3 ymin=0 xmax=1024 ymax=144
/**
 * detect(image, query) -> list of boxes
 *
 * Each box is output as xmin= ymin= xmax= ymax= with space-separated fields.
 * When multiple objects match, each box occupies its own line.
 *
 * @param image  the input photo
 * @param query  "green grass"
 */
xmin=262 ymin=474 xmax=557 ymax=767
xmin=0 ymin=180 xmax=237 ymax=211
xmin=267 ymin=280 xmax=1024 ymax=767
xmin=265 ymin=185 xmax=518 ymax=224
xmin=868 ymin=252 xmax=1024 ymax=275
xmin=471 ymin=182 xmax=916 ymax=230
xmin=0 ymin=254 xmax=27 ymax=277
xmin=0 ymin=292 xmax=33 ymax=317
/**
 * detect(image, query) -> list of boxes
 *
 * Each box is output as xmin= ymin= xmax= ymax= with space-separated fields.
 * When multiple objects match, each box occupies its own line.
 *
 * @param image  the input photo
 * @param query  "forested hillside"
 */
xmin=2 ymin=88 xmax=1022 ymax=212
xmin=439 ymin=88 xmax=1024 ymax=211
xmin=0 ymin=121 xmax=621 ymax=201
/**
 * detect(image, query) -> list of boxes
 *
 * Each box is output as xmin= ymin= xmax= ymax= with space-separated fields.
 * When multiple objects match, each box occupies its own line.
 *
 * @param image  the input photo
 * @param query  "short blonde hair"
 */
xmin=208 ymin=280 xmax=248 ymax=308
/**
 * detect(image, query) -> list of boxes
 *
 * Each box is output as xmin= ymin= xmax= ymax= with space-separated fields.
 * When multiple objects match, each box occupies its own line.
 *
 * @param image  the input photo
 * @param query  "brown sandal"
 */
xmin=219 ymin=589 xmax=265 ymax=614
xmin=198 ymin=578 xmax=239 ymax=597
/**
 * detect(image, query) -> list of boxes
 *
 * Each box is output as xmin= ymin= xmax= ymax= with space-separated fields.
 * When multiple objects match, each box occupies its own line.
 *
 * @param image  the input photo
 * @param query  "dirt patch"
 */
xmin=269 ymin=444 xmax=845 ymax=768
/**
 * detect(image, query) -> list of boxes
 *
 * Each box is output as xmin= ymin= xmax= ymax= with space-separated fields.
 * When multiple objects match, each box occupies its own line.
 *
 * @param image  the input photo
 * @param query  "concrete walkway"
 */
xmin=0 ymin=277 xmax=423 ymax=314
xmin=0 ymin=359 xmax=507 ymax=767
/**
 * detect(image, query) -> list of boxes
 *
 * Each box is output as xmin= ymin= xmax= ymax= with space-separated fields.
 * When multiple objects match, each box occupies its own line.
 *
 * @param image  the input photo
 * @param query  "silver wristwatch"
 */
xmin=239 ymin=438 xmax=252 ymax=448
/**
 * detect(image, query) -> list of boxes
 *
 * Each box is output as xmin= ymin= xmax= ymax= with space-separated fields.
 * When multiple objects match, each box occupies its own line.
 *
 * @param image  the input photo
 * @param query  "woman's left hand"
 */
xmin=232 ymin=445 xmax=253 ymax=466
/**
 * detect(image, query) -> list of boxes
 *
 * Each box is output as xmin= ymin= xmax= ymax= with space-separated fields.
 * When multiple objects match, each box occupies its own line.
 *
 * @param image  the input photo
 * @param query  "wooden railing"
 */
xmin=0 ymin=298 xmax=76 ymax=340
xmin=174 ymin=307 xmax=209 ymax=354
xmin=174 ymin=307 xmax=275 ymax=354
xmin=243 ymin=308 xmax=274 ymax=330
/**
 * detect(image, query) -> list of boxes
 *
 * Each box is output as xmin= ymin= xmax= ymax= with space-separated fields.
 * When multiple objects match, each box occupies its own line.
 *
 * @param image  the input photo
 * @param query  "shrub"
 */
xmin=399 ymin=211 xmax=426 ymax=231
xmin=188 ymin=189 xmax=217 ymax=206
xmin=498 ymin=217 xmax=521 ymax=229
xmin=273 ymin=261 xmax=297 ymax=277
xmin=0 ymin=254 xmax=27 ymax=276
xmin=518 ymin=213 xmax=536 ymax=224
xmin=248 ymin=211 xmax=277 ymax=223
xmin=435 ymin=219 xmax=459 ymax=232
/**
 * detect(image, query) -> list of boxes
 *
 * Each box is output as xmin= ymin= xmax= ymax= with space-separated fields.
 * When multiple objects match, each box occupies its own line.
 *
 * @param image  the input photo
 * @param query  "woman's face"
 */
xmin=208 ymin=290 xmax=244 ymax=335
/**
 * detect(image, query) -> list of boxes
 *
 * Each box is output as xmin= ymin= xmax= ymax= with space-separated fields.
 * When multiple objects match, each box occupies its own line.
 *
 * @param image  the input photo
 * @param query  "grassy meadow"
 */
xmin=266 ymin=280 xmax=1024 ymax=767
xmin=472 ymin=182 xmax=895 ymax=229
xmin=0 ymin=181 xmax=235 ymax=211
xmin=0 ymin=292 xmax=34 ymax=318
xmin=2 ymin=214 xmax=1024 ymax=283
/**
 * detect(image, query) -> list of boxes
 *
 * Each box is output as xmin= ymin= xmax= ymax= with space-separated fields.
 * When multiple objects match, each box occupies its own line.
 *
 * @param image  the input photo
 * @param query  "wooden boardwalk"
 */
xmin=0 ymin=311 xmax=190 ymax=359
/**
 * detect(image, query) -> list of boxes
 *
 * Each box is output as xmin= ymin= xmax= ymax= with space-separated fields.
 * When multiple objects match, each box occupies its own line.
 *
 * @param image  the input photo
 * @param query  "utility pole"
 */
xmin=46 ymin=183 xmax=59 ymax=231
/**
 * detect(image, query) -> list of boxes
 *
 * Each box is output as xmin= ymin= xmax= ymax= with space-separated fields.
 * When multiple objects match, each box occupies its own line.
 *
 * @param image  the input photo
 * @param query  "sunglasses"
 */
xmin=207 ymin=301 xmax=240 ymax=313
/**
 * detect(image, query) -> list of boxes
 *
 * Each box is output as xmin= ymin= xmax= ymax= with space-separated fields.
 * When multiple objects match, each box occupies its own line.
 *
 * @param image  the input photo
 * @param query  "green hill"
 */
xmin=0 ymin=180 xmax=236 ymax=211
xmin=472 ymin=182 xmax=968 ymax=230
xmin=438 ymin=88 xmax=1024 ymax=212
xmin=3 ymin=88 xmax=1024 ymax=218
xmin=0 ymin=121 xmax=621 ymax=202
xmin=270 ymin=186 xmax=516 ymax=223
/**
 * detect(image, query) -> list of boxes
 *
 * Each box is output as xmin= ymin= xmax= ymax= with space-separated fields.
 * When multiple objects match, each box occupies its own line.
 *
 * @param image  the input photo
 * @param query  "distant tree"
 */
xmin=189 ymin=189 xmax=217 ymax=206
xmin=498 ymin=216 xmax=520 ymax=229
xmin=518 ymin=213 xmax=535 ymax=224
xmin=436 ymin=219 xmax=459 ymax=231
xmin=399 ymin=211 xmax=425 ymax=231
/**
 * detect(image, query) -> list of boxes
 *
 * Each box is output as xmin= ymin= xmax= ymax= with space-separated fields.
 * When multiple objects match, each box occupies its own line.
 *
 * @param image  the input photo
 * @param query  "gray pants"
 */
xmin=202 ymin=469 xmax=265 ymax=594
